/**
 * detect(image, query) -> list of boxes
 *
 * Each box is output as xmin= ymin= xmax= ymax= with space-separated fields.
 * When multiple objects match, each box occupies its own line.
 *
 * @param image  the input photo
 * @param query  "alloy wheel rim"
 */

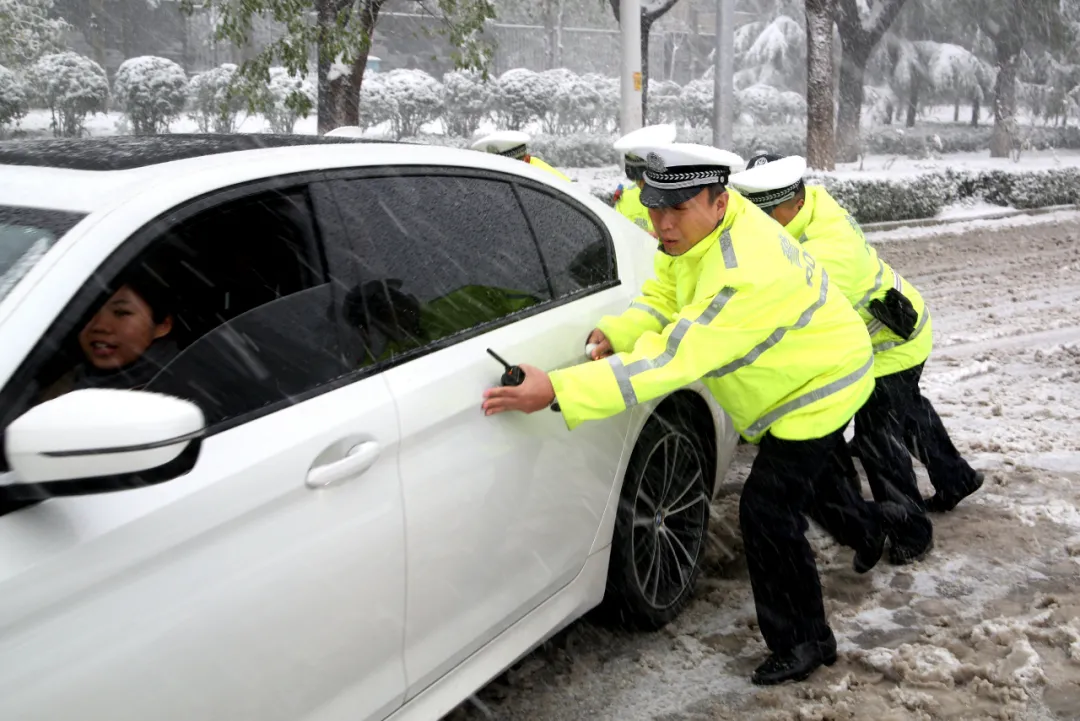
xmin=630 ymin=430 xmax=708 ymax=610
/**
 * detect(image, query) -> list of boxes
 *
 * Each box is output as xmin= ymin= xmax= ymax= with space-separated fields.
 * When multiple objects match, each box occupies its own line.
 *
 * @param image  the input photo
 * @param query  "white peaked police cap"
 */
xmin=614 ymin=124 xmax=678 ymax=155
xmin=324 ymin=126 xmax=366 ymax=138
xmin=729 ymin=154 xmax=808 ymax=209
xmin=470 ymin=130 xmax=531 ymax=159
xmin=629 ymin=143 xmax=746 ymax=209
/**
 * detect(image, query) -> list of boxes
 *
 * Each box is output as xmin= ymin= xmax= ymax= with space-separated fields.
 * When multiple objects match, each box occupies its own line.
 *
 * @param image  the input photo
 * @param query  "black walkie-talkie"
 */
xmin=487 ymin=348 xmax=525 ymax=387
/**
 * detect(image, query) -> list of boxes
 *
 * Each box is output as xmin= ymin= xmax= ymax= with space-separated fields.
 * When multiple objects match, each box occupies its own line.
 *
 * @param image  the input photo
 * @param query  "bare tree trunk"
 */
xmin=833 ymin=0 xmax=910 ymax=162
xmin=542 ymin=0 xmax=556 ymax=70
xmin=88 ymin=0 xmax=107 ymax=70
xmin=554 ymin=0 xmax=565 ymax=68
xmin=806 ymin=0 xmax=836 ymax=170
xmin=905 ymin=72 xmax=921 ymax=127
xmin=971 ymin=95 xmax=980 ymax=126
xmin=990 ymin=37 xmax=1020 ymax=158
xmin=835 ymin=38 xmax=869 ymax=161
xmin=317 ymin=0 xmax=349 ymax=133
xmin=641 ymin=21 xmax=652 ymax=122
xmin=954 ymin=97 xmax=960 ymax=122
xmin=121 ymin=0 xmax=136 ymax=58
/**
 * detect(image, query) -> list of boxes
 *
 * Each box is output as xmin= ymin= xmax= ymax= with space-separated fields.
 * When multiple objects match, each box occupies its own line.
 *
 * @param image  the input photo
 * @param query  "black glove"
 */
xmin=868 ymin=288 xmax=918 ymax=340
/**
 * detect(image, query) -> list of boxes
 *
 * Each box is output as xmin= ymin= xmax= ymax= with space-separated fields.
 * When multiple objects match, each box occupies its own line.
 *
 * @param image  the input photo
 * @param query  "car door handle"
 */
xmin=305 ymin=441 xmax=381 ymax=489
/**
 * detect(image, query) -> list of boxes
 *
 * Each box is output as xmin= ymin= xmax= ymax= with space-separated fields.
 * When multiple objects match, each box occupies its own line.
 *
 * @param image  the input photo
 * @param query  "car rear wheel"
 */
xmin=598 ymin=401 xmax=711 ymax=630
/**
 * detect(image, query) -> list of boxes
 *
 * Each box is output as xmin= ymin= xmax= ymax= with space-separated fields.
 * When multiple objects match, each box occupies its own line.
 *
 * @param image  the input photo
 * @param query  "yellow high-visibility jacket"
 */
xmin=549 ymin=190 xmax=875 ymax=443
xmin=786 ymin=186 xmax=932 ymax=378
xmin=526 ymin=155 xmax=571 ymax=182
xmin=613 ymin=182 xmax=654 ymax=233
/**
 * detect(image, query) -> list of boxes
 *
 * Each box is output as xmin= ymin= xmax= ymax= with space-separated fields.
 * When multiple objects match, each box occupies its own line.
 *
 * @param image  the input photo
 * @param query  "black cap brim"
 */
xmin=640 ymin=183 xmax=711 ymax=209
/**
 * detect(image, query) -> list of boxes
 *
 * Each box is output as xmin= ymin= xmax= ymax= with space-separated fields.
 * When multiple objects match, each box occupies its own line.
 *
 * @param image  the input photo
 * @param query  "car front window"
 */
xmin=0 ymin=205 xmax=86 ymax=303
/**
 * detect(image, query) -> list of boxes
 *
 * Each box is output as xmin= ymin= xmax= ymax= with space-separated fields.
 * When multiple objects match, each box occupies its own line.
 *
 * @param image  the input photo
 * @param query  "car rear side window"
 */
xmin=320 ymin=174 xmax=552 ymax=363
xmin=514 ymin=185 xmax=614 ymax=297
xmin=0 ymin=205 xmax=86 ymax=303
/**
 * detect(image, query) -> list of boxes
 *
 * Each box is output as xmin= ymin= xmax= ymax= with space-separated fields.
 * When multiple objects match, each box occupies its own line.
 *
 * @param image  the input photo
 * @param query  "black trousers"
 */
xmin=850 ymin=368 xmax=928 ymax=513
xmin=740 ymin=424 xmax=883 ymax=654
xmin=900 ymin=363 xmax=982 ymax=496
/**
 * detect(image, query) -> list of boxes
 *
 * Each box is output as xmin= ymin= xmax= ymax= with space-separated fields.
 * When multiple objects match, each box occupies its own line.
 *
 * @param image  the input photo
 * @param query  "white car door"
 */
xmin=0 ymin=187 xmax=407 ymax=721
xmin=321 ymin=171 xmax=635 ymax=696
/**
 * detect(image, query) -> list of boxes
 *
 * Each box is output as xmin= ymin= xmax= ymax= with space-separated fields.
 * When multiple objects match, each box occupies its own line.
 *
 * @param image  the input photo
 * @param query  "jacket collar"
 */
xmin=784 ymin=185 xmax=817 ymax=242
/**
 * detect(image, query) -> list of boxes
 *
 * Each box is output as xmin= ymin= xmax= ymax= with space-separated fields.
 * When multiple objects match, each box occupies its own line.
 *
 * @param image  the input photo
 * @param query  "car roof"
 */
xmin=0 ymin=134 xmax=390 ymax=171
xmin=0 ymin=135 xmax=584 ymax=218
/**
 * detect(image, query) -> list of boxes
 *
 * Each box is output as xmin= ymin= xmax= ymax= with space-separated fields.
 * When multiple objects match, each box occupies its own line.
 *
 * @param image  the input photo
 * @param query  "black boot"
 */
xmin=751 ymin=631 xmax=838 ymax=686
xmin=883 ymin=502 xmax=934 ymax=565
xmin=925 ymin=471 xmax=985 ymax=513
xmin=853 ymin=514 xmax=887 ymax=574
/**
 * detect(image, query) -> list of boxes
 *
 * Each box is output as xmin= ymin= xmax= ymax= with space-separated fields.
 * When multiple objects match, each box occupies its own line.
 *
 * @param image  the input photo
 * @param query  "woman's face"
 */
xmin=78 ymin=285 xmax=172 ymax=370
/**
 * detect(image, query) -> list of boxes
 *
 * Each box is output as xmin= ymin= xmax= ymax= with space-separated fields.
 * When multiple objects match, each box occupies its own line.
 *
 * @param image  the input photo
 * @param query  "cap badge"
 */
xmin=645 ymin=152 xmax=667 ymax=174
xmin=753 ymin=156 xmax=769 ymax=167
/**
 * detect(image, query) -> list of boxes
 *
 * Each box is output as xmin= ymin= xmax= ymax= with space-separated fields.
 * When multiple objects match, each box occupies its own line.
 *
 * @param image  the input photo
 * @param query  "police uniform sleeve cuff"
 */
xmin=550 ymin=360 xmax=627 ymax=431
xmin=597 ymin=315 xmax=646 ymax=354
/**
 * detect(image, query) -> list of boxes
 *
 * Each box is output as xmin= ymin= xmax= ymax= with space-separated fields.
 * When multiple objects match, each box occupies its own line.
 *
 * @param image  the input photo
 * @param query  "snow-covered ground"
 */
xmin=447 ymin=212 xmax=1080 ymax=721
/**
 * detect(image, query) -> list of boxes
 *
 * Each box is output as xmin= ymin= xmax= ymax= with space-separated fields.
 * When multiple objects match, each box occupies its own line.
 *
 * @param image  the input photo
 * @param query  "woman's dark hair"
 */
xmin=112 ymin=265 xmax=174 ymax=324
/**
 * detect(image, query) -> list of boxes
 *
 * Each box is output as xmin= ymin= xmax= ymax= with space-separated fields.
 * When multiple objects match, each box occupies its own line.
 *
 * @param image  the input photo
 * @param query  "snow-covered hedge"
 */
xmin=381 ymin=68 xmax=442 ymax=139
xmin=0 ymin=65 xmax=28 ymax=135
xmin=442 ymin=69 xmax=490 ymax=137
xmin=112 ymin=56 xmax=187 ymax=135
xmin=359 ymin=71 xmax=397 ymax=132
xmin=261 ymin=67 xmax=315 ymax=134
xmin=26 ymin=52 xmax=108 ymax=137
xmin=811 ymin=168 xmax=1080 ymax=223
xmin=187 ymin=64 xmax=244 ymax=134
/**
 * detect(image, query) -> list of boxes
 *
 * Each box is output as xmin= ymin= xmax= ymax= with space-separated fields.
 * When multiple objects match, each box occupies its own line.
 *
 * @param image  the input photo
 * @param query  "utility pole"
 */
xmin=712 ymin=0 xmax=734 ymax=149
xmin=619 ymin=0 xmax=643 ymax=134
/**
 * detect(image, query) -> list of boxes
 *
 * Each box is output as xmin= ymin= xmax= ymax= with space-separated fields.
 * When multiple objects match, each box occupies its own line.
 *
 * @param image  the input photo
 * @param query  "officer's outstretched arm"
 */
xmin=551 ymin=283 xmax=761 ymax=430
xmin=596 ymin=259 xmax=678 ymax=353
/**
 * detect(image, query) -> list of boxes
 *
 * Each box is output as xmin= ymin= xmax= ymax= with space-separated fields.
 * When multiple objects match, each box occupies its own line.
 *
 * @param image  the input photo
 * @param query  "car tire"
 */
xmin=597 ymin=400 xmax=711 ymax=630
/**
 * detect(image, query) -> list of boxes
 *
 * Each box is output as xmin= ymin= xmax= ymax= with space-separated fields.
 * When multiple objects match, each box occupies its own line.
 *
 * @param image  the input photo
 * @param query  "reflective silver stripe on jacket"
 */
xmin=866 ymin=319 xmax=886 ymax=336
xmin=854 ymin=260 xmax=885 ymax=309
xmin=629 ymin=302 xmax=669 ymax=326
xmin=704 ymin=271 xmax=831 ymax=380
xmin=892 ymin=269 xmax=903 ymax=292
xmin=873 ymin=310 xmax=931 ymax=353
xmin=608 ymin=355 xmax=637 ymax=409
xmin=719 ymin=229 xmax=738 ymax=269
xmin=607 ymin=286 xmax=739 ymax=408
xmin=742 ymin=353 xmax=875 ymax=438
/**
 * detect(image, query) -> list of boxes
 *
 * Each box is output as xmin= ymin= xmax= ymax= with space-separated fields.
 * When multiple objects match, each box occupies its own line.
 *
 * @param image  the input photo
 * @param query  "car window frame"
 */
xmin=0 ymin=171 xmax=338 ymax=456
xmin=314 ymin=165 xmax=620 ymax=372
xmin=507 ymin=175 xmax=619 ymax=298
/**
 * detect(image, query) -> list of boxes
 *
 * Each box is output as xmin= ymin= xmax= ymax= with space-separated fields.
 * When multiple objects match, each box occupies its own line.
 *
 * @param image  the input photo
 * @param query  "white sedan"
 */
xmin=0 ymin=135 xmax=738 ymax=721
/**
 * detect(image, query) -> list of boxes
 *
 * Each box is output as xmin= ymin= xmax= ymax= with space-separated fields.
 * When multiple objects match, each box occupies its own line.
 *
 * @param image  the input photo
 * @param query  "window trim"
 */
xmin=508 ymin=176 xmax=618 ymax=294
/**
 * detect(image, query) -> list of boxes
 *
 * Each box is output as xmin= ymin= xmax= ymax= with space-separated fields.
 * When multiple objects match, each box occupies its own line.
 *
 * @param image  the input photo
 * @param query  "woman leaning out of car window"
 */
xmin=38 ymin=268 xmax=177 ymax=403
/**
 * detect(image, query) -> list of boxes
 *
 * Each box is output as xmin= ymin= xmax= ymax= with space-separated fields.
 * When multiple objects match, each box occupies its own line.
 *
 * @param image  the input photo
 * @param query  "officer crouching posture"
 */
xmin=611 ymin=123 xmax=677 ymax=236
xmin=470 ymin=130 xmax=571 ymax=182
xmin=482 ymin=142 xmax=923 ymax=685
xmin=730 ymin=155 xmax=984 ymax=527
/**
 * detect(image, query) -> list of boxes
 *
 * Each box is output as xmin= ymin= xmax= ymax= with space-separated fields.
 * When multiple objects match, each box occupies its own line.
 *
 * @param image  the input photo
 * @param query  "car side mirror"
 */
xmin=2 ymin=388 xmax=205 ymax=500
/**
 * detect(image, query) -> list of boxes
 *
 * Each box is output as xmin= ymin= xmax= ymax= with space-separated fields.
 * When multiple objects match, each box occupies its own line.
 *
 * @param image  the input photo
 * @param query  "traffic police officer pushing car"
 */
xmin=611 ymin=123 xmax=677 ymax=236
xmin=481 ymin=142 xmax=923 ymax=686
xmin=470 ymin=130 xmax=571 ymax=182
xmin=730 ymin=155 xmax=983 ymax=532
